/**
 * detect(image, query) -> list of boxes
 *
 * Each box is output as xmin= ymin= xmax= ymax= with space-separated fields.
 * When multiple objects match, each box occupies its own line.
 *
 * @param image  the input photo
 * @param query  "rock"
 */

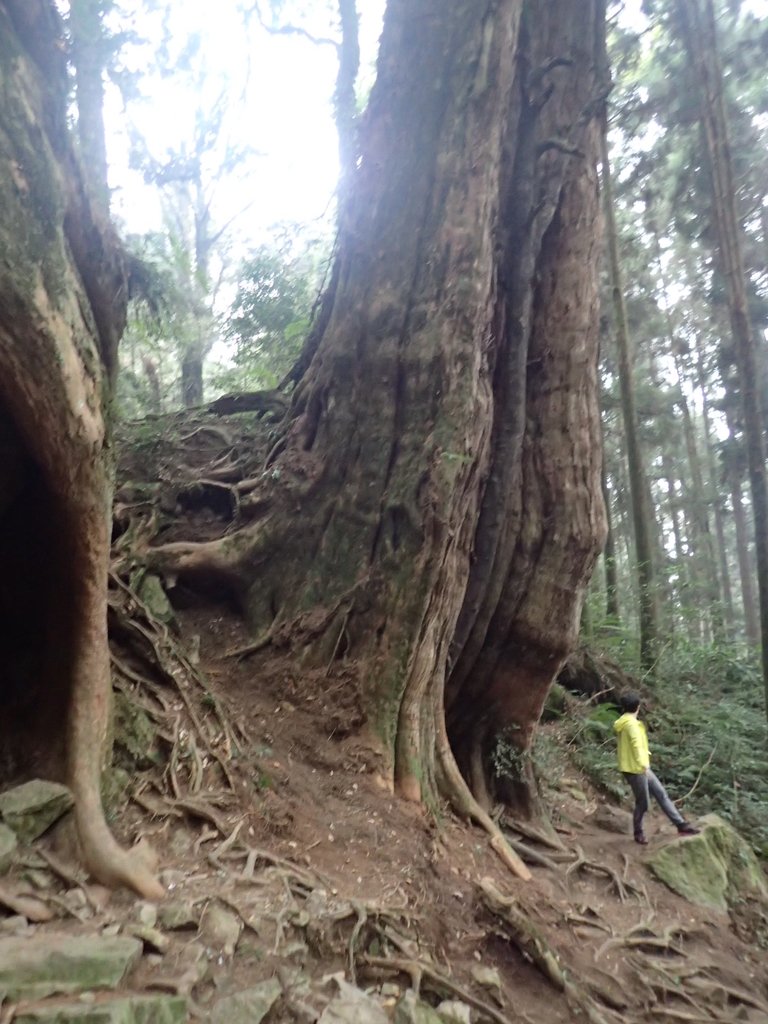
xmin=436 ymin=1001 xmax=471 ymax=1024
xmin=157 ymin=901 xmax=198 ymax=931
xmin=646 ymin=814 xmax=768 ymax=917
xmin=319 ymin=978 xmax=390 ymax=1024
xmin=470 ymin=964 xmax=502 ymax=999
xmin=198 ymin=901 xmax=242 ymax=957
xmin=128 ymin=925 xmax=170 ymax=955
xmin=133 ymin=903 xmax=158 ymax=929
xmin=135 ymin=572 xmax=175 ymax=625
xmin=591 ymin=804 xmax=632 ymax=835
xmin=0 ymin=934 xmax=142 ymax=1001
xmin=0 ymin=914 xmax=30 ymax=935
xmin=113 ymin=694 xmax=158 ymax=771
xmin=14 ymin=994 xmax=187 ymax=1023
xmin=0 ymin=824 xmax=17 ymax=874
xmin=394 ymin=991 xmax=445 ymax=1024
xmin=0 ymin=782 xmax=74 ymax=842
xmin=210 ymin=979 xmax=282 ymax=1024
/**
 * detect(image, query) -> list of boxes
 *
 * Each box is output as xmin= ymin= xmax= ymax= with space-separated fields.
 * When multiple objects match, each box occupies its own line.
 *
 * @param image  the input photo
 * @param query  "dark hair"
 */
xmin=620 ymin=693 xmax=641 ymax=713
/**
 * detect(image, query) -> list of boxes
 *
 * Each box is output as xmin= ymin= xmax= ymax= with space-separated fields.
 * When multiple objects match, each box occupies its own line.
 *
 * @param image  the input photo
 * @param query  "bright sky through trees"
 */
xmin=106 ymin=0 xmax=385 ymax=254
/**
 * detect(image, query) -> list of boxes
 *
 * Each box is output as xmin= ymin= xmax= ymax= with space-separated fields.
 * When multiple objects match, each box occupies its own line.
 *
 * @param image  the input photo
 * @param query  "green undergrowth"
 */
xmin=559 ymin=642 xmax=768 ymax=858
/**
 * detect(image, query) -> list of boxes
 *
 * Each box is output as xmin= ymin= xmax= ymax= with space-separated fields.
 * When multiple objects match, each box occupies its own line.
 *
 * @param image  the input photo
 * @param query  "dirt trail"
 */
xmin=36 ymin=592 xmax=757 ymax=1024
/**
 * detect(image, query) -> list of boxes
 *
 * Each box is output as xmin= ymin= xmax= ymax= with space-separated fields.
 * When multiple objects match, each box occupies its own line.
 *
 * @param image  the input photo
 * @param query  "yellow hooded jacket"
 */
xmin=613 ymin=713 xmax=650 ymax=774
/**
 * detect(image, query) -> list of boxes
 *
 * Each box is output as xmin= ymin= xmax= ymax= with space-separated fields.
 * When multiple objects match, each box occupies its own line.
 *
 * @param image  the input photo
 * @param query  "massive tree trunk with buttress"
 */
xmin=0 ymin=1 xmax=161 ymax=898
xmin=151 ymin=0 xmax=608 ymax=853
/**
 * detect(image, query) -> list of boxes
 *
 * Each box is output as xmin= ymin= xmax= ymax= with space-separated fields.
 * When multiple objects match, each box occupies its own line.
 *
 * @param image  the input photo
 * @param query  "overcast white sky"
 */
xmin=107 ymin=0 xmax=386 ymax=254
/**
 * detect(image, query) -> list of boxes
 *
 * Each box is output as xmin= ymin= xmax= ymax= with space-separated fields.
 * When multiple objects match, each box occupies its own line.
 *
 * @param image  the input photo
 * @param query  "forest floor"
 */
xmin=3 ymin=409 xmax=767 ymax=1024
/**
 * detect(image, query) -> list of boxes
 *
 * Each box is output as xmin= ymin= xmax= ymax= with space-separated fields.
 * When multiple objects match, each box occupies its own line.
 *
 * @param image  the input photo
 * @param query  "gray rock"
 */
xmin=436 ymin=1001 xmax=471 ymax=1024
xmin=0 ymin=782 xmax=74 ymax=843
xmin=591 ymin=804 xmax=632 ymax=835
xmin=210 ymin=979 xmax=282 ymax=1024
xmin=0 ymin=824 xmax=17 ymax=874
xmin=319 ymin=978 xmax=390 ymax=1024
xmin=0 ymin=934 xmax=141 ymax=1001
xmin=157 ymin=901 xmax=198 ymax=931
xmin=394 ymin=991 xmax=445 ymax=1024
xmin=14 ymin=994 xmax=187 ymax=1023
xmin=198 ymin=901 xmax=242 ymax=957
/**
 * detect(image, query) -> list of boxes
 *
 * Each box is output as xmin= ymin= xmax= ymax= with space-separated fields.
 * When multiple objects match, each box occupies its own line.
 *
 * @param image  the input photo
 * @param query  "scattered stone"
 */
xmin=14 ymin=993 xmax=187 ymax=1023
xmin=394 ymin=993 xmax=444 ymax=1024
xmin=135 ymin=572 xmax=175 ymax=625
xmin=113 ymin=694 xmax=158 ymax=771
xmin=591 ymin=804 xmax=632 ymax=835
xmin=198 ymin=901 xmax=242 ymax=957
xmin=564 ymin=786 xmax=588 ymax=803
xmin=210 ymin=979 xmax=281 ymax=1024
xmin=0 ymin=883 xmax=54 ymax=922
xmin=0 ymin=914 xmax=30 ymax=935
xmin=646 ymin=814 xmax=768 ymax=915
xmin=0 ymin=824 xmax=17 ymax=874
xmin=128 ymin=925 xmax=170 ymax=955
xmin=436 ymin=1000 xmax=471 ymax=1024
xmin=157 ymin=901 xmax=198 ymax=931
xmin=470 ymin=964 xmax=502 ymax=1000
xmin=0 ymin=782 xmax=74 ymax=843
xmin=133 ymin=903 xmax=158 ymax=929
xmin=0 ymin=934 xmax=142 ymax=1001
xmin=319 ymin=978 xmax=389 ymax=1024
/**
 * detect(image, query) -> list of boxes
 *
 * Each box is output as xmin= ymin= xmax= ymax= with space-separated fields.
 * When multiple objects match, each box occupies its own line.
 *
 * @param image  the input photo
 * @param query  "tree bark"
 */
xmin=151 ymin=0 xmax=607 ymax=833
xmin=0 ymin=0 xmax=161 ymax=898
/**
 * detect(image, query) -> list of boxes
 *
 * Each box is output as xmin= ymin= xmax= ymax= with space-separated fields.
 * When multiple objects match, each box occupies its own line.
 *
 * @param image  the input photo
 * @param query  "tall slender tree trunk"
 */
xmin=678 ymin=0 xmax=768 ymax=712
xmin=599 ymin=118 xmax=659 ymax=673
xmin=151 ymin=0 xmax=608 ymax=836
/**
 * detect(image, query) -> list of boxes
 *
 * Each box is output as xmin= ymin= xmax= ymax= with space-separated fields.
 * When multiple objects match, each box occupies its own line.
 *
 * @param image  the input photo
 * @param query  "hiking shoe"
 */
xmin=634 ymin=833 xmax=649 ymax=845
xmin=677 ymin=823 xmax=700 ymax=836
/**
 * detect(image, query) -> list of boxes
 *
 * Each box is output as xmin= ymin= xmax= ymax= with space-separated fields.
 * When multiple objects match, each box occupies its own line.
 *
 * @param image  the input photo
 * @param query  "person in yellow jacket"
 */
xmin=614 ymin=693 xmax=699 ymax=845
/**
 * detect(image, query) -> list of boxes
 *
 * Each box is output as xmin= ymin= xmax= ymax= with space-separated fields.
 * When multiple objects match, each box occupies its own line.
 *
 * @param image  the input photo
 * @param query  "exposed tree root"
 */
xmin=361 ymin=955 xmax=517 ymax=1024
xmin=479 ymin=877 xmax=622 ymax=1024
xmin=436 ymin=716 xmax=532 ymax=882
xmin=566 ymin=845 xmax=645 ymax=902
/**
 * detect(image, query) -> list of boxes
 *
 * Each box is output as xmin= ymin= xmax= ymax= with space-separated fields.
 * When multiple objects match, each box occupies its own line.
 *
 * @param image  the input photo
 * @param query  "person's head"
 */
xmin=620 ymin=693 xmax=641 ymax=715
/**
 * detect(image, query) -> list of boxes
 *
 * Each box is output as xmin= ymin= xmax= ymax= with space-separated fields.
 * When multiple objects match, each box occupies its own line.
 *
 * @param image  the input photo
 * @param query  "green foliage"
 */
xmin=566 ymin=638 xmax=768 ymax=857
xmin=214 ymin=244 xmax=314 ymax=390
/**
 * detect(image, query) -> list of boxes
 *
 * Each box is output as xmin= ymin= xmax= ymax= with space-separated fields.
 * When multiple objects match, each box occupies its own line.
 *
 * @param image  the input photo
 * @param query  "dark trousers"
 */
xmin=623 ymin=769 xmax=684 ymax=836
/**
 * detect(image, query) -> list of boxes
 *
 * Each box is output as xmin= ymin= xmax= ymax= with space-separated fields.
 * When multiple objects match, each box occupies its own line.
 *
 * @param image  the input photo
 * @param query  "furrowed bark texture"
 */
xmin=0 ymin=0 xmax=161 ymax=898
xmin=153 ymin=0 xmax=607 ymax=808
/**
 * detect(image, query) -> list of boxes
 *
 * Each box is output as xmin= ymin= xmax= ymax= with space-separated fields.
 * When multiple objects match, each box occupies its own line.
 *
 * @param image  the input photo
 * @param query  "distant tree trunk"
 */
xmin=678 ymin=0 xmax=768 ymax=711
xmin=69 ymin=0 xmax=110 ymax=216
xmin=0 ymin=0 xmax=160 ymax=898
xmin=599 ymin=118 xmax=659 ymax=673
xmin=602 ymin=464 xmax=621 ymax=622
xmin=725 ymin=407 xmax=761 ymax=646
xmin=151 ymin=0 xmax=608 ymax=841
xmin=335 ymin=0 xmax=360 ymax=200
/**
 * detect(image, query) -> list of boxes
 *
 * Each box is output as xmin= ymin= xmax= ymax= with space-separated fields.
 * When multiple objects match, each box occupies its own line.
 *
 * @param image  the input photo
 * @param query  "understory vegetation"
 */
xmin=559 ymin=638 xmax=768 ymax=857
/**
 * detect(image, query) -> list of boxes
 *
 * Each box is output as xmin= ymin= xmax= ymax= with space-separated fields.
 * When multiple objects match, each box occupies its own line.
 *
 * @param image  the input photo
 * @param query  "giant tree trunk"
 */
xmin=0 ymin=1 xmax=161 ymax=898
xmin=151 ymin=0 xmax=607 ymax=836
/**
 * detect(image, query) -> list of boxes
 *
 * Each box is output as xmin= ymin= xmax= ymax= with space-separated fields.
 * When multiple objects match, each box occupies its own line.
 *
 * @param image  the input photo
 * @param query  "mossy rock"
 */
xmin=0 ymin=782 xmax=73 ymax=843
xmin=113 ymin=693 xmax=159 ymax=771
xmin=647 ymin=814 xmax=768 ymax=926
xmin=0 ymin=824 xmax=17 ymax=874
